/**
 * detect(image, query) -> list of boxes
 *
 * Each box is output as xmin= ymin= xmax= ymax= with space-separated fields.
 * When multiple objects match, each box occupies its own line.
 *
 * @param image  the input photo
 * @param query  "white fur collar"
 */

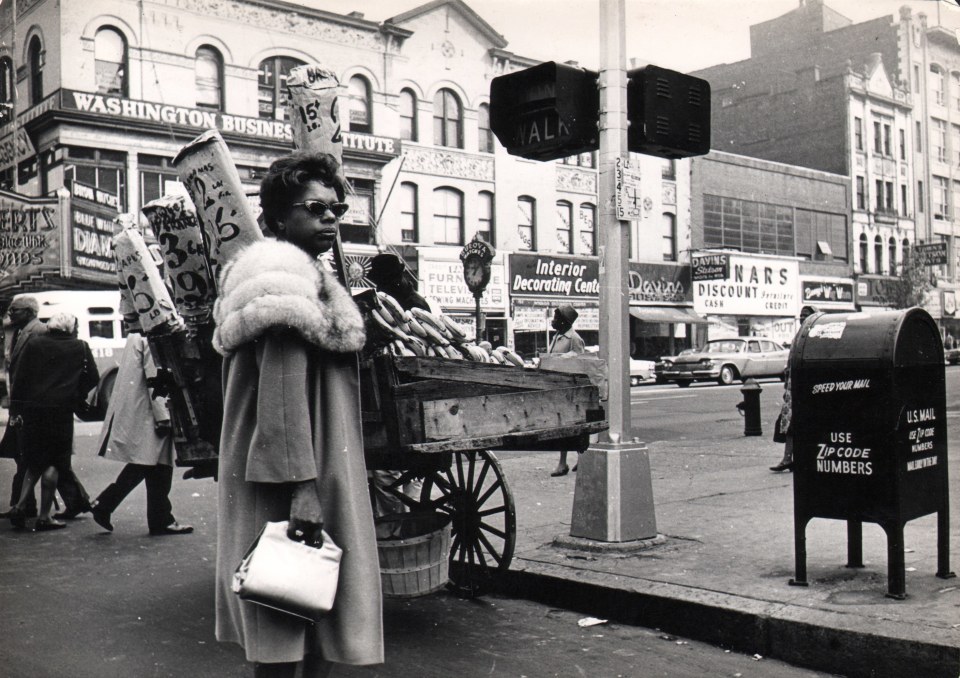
xmin=212 ymin=240 xmax=365 ymax=355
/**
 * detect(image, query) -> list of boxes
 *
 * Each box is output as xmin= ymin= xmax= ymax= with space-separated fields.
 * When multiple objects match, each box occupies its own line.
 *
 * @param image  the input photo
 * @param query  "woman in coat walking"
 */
xmin=90 ymin=330 xmax=192 ymax=535
xmin=213 ymin=151 xmax=382 ymax=677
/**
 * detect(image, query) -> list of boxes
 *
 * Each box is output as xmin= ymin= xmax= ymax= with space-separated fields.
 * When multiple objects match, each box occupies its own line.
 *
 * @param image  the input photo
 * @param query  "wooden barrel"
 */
xmin=375 ymin=512 xmax=451 ymax=598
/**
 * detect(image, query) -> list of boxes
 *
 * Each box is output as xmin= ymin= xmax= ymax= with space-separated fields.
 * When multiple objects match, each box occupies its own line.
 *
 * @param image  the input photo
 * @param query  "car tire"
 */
xmin=630 ymin=376 xmax=640 ymax=387
xmin=676 ymin=381 xmax=691 ymax=388
xmin=718 ymin=365 xmax=736 ymax=386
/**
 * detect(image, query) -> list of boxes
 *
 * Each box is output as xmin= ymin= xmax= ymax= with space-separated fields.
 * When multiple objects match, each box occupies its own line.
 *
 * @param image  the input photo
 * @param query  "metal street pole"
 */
xmin=8 ymin=0 xmax=17 ymax=190
xmin=569 ymin=0 xmax=657 ymax=542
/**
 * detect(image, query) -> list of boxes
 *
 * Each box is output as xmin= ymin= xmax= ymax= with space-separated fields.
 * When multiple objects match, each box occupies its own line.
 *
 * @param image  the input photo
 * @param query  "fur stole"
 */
xmin=212 ymin=240 xmax=365 ymax=356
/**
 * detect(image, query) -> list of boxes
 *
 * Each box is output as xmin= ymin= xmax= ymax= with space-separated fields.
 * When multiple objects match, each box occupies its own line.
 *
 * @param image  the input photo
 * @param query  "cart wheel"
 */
xmin=419 ymin=450 xmax=516 ymax=597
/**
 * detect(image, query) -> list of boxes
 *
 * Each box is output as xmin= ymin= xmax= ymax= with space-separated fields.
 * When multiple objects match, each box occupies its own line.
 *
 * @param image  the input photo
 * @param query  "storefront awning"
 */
xmin=629 ymin=306 xmax=709 ymax=324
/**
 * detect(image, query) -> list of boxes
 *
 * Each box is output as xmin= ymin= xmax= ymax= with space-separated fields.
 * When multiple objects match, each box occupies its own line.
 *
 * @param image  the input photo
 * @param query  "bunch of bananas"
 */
xmin=366 ymin=291 xmax=527 ymax=367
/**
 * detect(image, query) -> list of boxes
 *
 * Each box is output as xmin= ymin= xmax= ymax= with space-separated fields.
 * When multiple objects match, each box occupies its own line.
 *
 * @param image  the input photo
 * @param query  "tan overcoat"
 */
xmin=212 ymin=240 xmax=382 ymax=667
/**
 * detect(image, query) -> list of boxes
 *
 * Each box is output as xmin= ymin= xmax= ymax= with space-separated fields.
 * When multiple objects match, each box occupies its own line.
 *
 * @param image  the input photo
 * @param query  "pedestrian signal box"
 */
xmin=627 ymin=65 xmax=711 ymax=159
xmin=489 ymin=62 xmax=599 ymax=162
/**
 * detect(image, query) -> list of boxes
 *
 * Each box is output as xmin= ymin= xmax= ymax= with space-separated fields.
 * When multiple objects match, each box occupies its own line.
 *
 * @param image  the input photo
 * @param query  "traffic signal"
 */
xmin=627 ymin=65 xmax=711 ymax=159
xmin=489 ymin=62 xmax=599 ymax=161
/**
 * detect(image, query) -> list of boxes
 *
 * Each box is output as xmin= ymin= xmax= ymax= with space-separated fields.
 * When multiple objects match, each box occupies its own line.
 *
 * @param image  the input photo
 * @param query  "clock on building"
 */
xmin=460 ymin=236 xmax=496 ymax=296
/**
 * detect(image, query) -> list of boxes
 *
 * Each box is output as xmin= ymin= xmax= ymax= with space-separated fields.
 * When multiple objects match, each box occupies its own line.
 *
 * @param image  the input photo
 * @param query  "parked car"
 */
xmin=630 ymin=358 xmax=656 ymax=386
xmin=656 ymin=338 xmax=789 ymax=386
xmin=947 ymin=348 xmax=960 ymax=365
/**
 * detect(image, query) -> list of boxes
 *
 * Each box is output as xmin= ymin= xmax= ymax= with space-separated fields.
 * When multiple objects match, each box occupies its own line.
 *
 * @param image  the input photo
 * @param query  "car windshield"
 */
xmin=704 ymin=341 xmax=742 ymax=354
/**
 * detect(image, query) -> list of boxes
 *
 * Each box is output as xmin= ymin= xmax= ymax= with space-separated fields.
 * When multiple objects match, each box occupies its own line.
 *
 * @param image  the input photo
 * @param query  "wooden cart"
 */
xmin=360 ymin=353 xmax=607 ymax=595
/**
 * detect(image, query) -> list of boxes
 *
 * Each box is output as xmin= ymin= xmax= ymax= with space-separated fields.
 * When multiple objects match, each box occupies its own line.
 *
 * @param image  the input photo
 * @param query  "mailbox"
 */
xmin=789 ymin=308 xmax=954 ymax=598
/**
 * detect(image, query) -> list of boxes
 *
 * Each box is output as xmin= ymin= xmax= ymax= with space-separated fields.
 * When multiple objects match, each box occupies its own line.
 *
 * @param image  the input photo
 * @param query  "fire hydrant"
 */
xmin=736 ymin=378 xmax=763 ymax=436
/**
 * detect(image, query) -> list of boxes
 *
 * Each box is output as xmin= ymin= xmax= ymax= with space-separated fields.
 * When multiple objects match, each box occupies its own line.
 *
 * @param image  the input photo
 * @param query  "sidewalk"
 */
xmin=494 ymin=417 xmax=960 ymax=678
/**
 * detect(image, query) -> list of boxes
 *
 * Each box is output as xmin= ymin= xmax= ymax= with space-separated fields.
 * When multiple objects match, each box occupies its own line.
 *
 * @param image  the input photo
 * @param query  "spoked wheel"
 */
xmin=419 ymin=450 xmax=516 ymax=597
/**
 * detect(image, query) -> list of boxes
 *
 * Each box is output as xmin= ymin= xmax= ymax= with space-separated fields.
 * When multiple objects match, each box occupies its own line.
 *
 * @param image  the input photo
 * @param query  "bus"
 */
xmin=3 ymin=290 xmax=125 ymax=413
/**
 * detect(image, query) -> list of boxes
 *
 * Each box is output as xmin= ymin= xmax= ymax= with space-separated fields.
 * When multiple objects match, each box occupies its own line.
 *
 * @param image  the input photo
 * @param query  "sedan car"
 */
xmin=656 ymin=338 xmax=789 ymax=386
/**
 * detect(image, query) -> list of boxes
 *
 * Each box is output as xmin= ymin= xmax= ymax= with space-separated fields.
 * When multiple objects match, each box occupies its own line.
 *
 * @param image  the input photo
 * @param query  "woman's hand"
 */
xmin=289 ymin=480 xmax=324 ymax=547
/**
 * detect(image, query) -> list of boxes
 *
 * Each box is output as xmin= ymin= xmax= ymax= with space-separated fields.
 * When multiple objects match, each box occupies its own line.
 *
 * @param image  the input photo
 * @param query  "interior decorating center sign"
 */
xmin=509 ymin=254 xmax=599 ymax=297
xmin=693 ymin=253 xmax=799 ymax=317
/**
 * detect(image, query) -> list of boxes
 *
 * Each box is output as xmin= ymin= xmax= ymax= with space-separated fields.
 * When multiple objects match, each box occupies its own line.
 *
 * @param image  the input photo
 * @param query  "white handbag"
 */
xmin=232 ymin=520 xmax=342 ymax=622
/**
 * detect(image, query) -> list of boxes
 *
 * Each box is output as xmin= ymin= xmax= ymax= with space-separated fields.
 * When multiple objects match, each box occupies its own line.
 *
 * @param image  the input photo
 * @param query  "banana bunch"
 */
xmin=365 ymin=291 xmax=527 ymax=368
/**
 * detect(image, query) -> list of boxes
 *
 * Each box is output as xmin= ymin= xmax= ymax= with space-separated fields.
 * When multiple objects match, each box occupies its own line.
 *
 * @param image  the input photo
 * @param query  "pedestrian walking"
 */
xmin=548 ymin=304 xmax=585 ymax=477
xmin=90 ymin=331 xmax=193 ymax=535
xmin=213 ymin=151 xmax=382 ymax=677
xmin=5 ymin=312 xmax=98 ymax=531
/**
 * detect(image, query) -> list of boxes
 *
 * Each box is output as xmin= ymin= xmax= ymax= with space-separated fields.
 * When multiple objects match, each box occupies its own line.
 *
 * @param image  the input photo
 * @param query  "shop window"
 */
xmin=478 ymin=103 xmax=493 ymax=153
xmin=555 ymin=201 xmax=573 ymax=254
xmin=874 ymin=235 xmax=883 ymax=275
xmin=399 ymin=89 xmax=417 ymax=142
xmin=28 ymin=35 xmax=43 ymax=105
xmin=579 ymin=203 xmax=596 ymax=255
xmin=139 ymin=154 xmax=180 ymax=207
xmin=859 ymin=233 xmax=869 ymax=273
xmin=400 ymin=182 xmax=418 ymax=243
xmin=433 ymin=88 xmax=462 ymax=148
xmin=517 ymin=196 xmax=535 ymax=251
xmin=477 ymin=190 xmax=494 ymax=245
xmin=0 ymin=57 xmax=12 ymax=125
xmin=95 ymin=27 xmax=126 ymax=96
xmin=258 ymin=56 xmax=306 ymax=121
xmin=340 ymin=178 xmax=374 ymax=245
xmin=662 ymin=212 xmax=676 ymax=262
xmin=195 ymin=46 xmax=223 ymax=111
xmin=65 ymin=147 xmax=127 ymax=212
xmin=347 ymin=75 xmax=372 ymax=133
xmin=433 ymin=187 xmax=464 ymax=245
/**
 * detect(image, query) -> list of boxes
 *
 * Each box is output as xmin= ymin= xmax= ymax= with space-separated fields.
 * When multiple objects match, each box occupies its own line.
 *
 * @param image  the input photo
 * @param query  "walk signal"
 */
xmin=489 ymin=62 xmax=599 ymax=161
xmin=627 ymin=65 xmax=711 ymax=158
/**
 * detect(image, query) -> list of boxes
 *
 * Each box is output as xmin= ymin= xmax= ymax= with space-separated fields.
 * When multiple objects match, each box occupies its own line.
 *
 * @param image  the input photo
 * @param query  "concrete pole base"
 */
xmin=570 ymin=440 xmax=657 ymax=542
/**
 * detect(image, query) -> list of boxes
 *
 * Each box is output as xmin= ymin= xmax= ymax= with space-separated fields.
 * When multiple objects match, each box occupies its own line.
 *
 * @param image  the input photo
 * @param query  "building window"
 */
xmin=883 ymin=124 xmax=892 ymax=156
xmin=28 ymin=35 xmax=43 ymax=105
xmin=347 ymin=75 xmax=372 ymax=133
xmin=885 ymin=181 xmax=894 ymax=212
xmin=399 ymin=88 xmax=417 ymax=142
xmin=856 ymin=176 xmax=865 ymax=210
xmin=875 ymin=179 xmax=884 ymax=211
xmin=916 ymin=121 xmax=923 ymax=153
xmin=888 ymin=237 xmax=897 ymax=275
xmin=139 ymin=154 xmax=179 ymax=207
xmin=433 ymin=187 xmax=464 ymax=245
xmin=903 ymin=239 xmax=910 ymax=265
xmin=562 ymin=153 xmax=595 ymax=168
xmin=954 ymin=72 xmax=960 ymax=110
xmin=899 ymin=128 xmax=906 ymax=160
xmin=340 ymin=178 xmax=374 ymax=244
xmin=854 ymin=117 xmax=863 ymax=150
xmin=703 ymin=195 xmax=799 ymax=258
xmin=258 ymin=56 xmax=306 ymax=121
xmin=478 ymin=103 xmax=493 ymax=153
xmin=932 ymin=64 xmax=945 ymax=105
xmin=874 ymin=236 xmax=883 ymax=275
xmin=935 ymin=175 xmax=949 ymax=218
xmin=661 ymin=212 xmax=677 ymax=262
xmin=433 ymin=88 xmax=462 ymax=148
xmin=579 ymin=203 xmax=596 ymax=255
xmin=400 ymin=182 xmax=418 ymax=243
xmin=477 ymin=191 xmax=494 ymax=245
xmin=661 ymin=159 xmax=676 ymax=179
xmin=934 ymin=119 xmax=948 ymax=162
xmin=859 ymin=233 xmax=869 ymax=273
xmin=914 ymin=64 xmax=921 ymax=93
xmin=65 ymin=147 xmax=127 ymax=212
xmin=918 ymin=180 xmax=924 ymax=213
xmin=555 ymin=200 xmax=573 ymax=254
xmin=0 ymin=57 xmax=12 ymax=125
xmin=901 ymin=184 xmax=908 ymax=217
xmin=517 ymin=196 xmax=536 ymax=251
xmin=195 ymin=46 xmax=223 ymax=111
xmin=94 ymin=27 xmax=126 ymax=96
xmin=954 ymin=124 xmax=960 ymax=165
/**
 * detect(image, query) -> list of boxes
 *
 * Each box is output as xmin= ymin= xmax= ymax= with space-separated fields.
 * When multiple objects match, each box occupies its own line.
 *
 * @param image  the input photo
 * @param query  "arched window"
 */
xmin=433 ymin=187 xmax=464 ymax=245
xmin=0 ymin=57 xmax=12 ymax=124
xmin=95 ymin=27 xmax=126 ymax=96
xmin=347 ymin=75 xmax=372 ymax=133
xmin=258 ymin=56 xmax=306 ymax=121
xmin=399 ymin=89 xmax=417 ymax=141
xmin=902 ymin=238 xmax=911 ymax=265
xmin=195 ymin=46 xmax=223 ymax=111
xmin=579 ymin=203 xmax=596 ymax=255
xmin=888 ymin=237 xmax=898 ymax=275
xmin=477 ymin=191 xmax=494 ymax=245
xmin=517 ymin=196 xmax=536 ymax=251
xmin=28 ymin=36 xmax=43 ymax=105
xmin=931 ymin=64 xmax=945 ymax=105
xmin=478 ymin=103 xmax=493 ymax=153
xmin=874 ymin=235 xmax=884 ymax=275
xmin=662 ymin=212 xmax=677 ymax=262
xmin=400 ymin=182 xmax=418 ymax=243
xmin=556 ymin=200 xmax=573 ymax=253
xmin=433 ymin=88 xmax=462 ymax=148
xmin=859 ymin=233 xmax=869 ymax=273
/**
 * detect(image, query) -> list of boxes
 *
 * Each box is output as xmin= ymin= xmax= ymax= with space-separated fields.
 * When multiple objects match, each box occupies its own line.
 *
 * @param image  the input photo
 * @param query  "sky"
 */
xmin=303 ymin=0 xmax=960 ymax=73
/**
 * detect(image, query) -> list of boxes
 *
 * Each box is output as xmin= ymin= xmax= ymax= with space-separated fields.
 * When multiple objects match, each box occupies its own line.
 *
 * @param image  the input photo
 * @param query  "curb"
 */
xmin=490 ymin=560 xmax=960 ymax=678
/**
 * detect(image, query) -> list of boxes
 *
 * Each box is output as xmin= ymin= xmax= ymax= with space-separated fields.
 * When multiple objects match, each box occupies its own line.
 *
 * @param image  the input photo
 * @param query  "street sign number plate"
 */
xmin=615 ymin=156 xmax=642 ymax=221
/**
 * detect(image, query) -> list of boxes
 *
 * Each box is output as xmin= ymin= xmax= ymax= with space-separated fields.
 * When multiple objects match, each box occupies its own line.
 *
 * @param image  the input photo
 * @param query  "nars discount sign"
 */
xmin=693 ymin=253 xmax=799 ymax=317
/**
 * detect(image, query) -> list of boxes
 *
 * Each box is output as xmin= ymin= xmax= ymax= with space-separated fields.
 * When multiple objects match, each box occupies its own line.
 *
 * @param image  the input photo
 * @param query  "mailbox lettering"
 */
xmin=906 ymin=408 xmax=935 ymax=423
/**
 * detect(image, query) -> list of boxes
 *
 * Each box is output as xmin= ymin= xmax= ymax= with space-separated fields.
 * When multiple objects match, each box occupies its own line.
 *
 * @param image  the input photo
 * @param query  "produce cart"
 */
xmin=359 ymin=352 xmax=607 ymax=595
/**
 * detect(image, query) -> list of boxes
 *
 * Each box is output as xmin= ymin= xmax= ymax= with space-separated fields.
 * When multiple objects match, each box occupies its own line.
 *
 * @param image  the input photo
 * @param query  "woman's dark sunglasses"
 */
xmin=292 ymin=200 xmax=350 ymax=218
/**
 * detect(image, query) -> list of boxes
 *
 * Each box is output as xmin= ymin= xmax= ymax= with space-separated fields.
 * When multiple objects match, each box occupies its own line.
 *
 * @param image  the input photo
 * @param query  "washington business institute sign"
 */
xmin=693 ymin=253 xmax=800 ymax=317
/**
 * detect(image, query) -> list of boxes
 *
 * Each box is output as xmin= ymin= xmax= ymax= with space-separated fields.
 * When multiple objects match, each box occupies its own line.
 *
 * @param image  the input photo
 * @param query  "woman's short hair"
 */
xmin=259 ymin=152 xmax=347 ymax=233
xmin=47 ymin=312 xmax=77 ymax=334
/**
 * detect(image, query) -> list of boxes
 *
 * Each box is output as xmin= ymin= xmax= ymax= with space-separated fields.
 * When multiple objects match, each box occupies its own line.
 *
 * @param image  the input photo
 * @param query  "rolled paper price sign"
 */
xmin=142 ymin=194 xmax=217 ymax=323
xmin=173 ymin=129 xmax=262 ymax=279
xmin=286 ymin=64 xmax=343 ymax=164
xmin=112 ymin=227 xmax=182 ymax=335
xmin=117 ymin=281 xmax=142 ymax=334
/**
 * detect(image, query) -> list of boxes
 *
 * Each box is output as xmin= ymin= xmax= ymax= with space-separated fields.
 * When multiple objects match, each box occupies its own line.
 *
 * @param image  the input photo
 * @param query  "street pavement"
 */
xmin=0 ymin=399 xmax=956 ymax=678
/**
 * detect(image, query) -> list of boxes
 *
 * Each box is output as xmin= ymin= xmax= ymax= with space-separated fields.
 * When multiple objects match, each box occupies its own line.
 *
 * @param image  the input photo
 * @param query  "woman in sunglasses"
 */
xmin=212 ymin=151 xmax=382 ymax=677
